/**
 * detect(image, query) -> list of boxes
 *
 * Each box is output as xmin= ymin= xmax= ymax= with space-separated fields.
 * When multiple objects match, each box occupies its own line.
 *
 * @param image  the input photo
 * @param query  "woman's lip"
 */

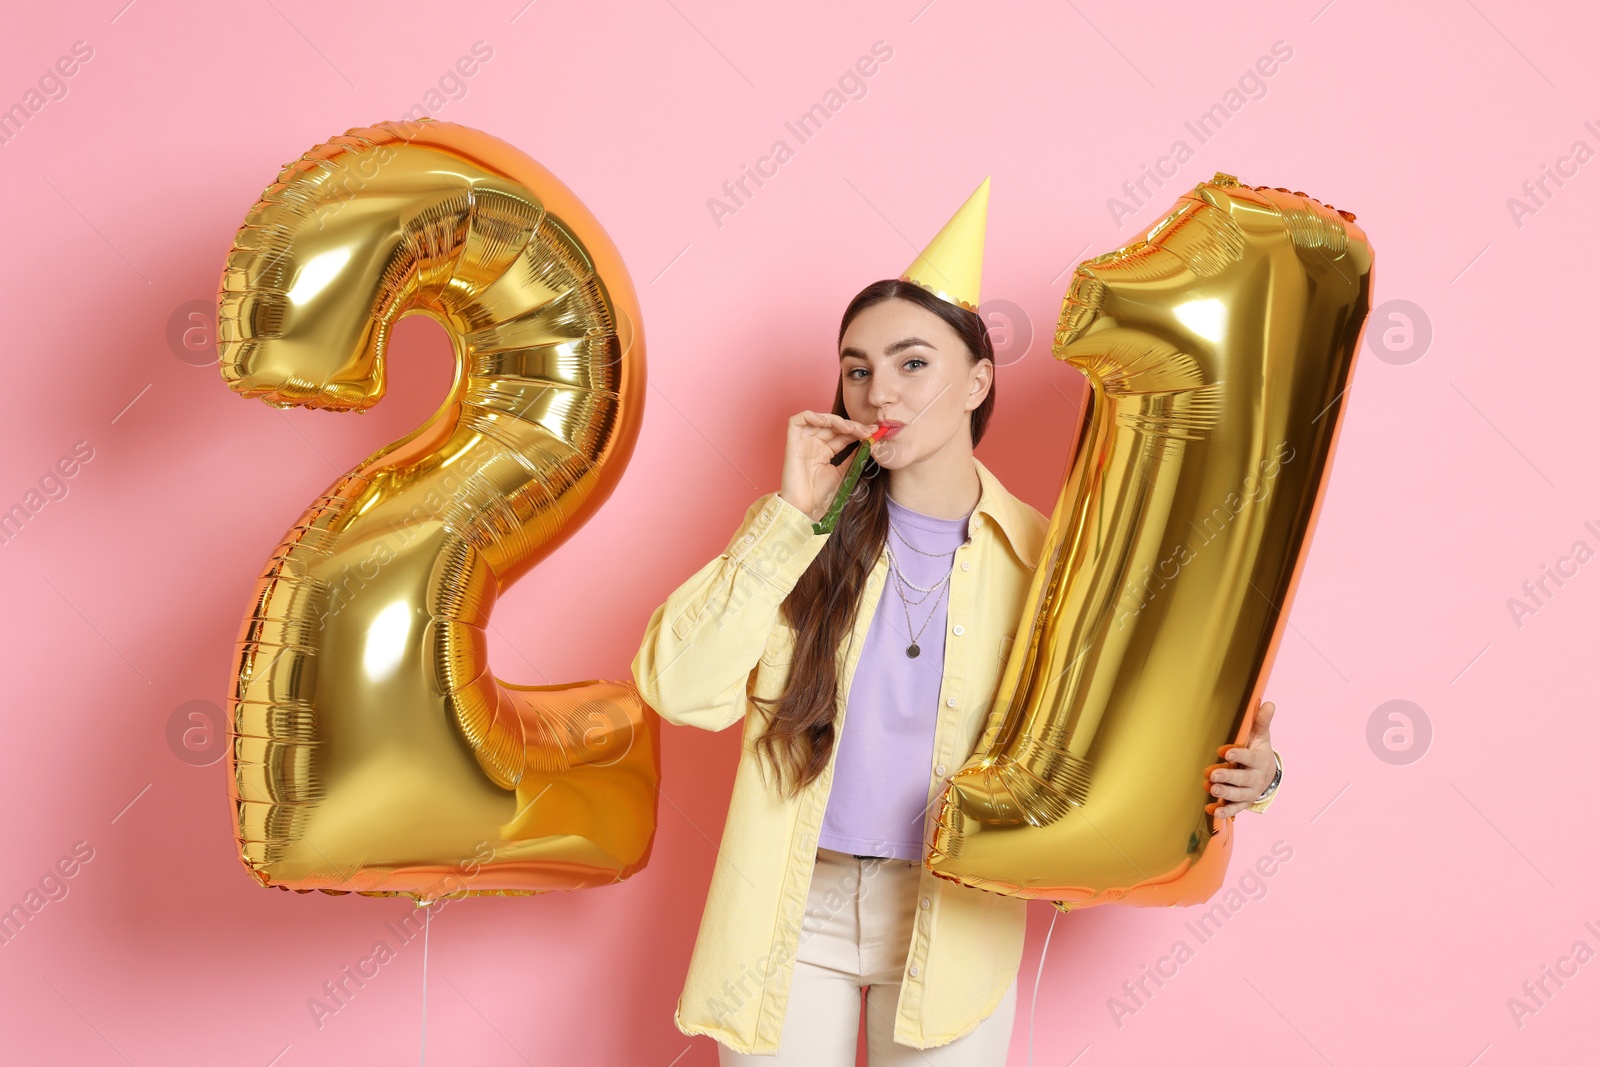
xmin=877 ymin=422 xmax=904 ymax=437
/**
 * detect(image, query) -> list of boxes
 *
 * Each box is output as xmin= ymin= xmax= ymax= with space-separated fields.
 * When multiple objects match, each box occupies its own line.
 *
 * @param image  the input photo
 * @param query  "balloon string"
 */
xmin=420 ymin=906 xmax=431 ymax=1065
xmin=1029 ymin=908 xmax=1059 ymax=1067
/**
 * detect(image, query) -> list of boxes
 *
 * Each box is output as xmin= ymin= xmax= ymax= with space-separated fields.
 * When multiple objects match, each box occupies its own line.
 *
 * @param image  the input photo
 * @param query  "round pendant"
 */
xmin=906 ymin=643 xmax=920 ymax=658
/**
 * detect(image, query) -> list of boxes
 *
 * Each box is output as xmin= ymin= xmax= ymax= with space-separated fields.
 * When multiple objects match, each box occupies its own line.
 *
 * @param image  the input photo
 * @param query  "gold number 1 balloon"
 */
xmin=217 ymin=119 xmax=658 ymax=901
xmin=928 ymin=173 xmax=1371 ymax=909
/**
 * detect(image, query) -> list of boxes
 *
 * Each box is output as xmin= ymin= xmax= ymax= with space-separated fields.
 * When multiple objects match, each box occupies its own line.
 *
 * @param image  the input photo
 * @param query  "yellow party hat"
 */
xmin=899 ymin=175 xmax=990 ymax=312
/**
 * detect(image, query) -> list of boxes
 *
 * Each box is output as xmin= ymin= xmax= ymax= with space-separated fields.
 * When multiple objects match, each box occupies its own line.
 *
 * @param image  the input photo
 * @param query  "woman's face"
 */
xmin=838 ymin=297 xmax=991 ymax=470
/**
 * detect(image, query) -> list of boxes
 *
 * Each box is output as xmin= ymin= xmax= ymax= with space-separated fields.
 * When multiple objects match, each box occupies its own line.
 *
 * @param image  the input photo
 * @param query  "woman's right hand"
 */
xmin=778 ymin=411 xmax=879 ymax=522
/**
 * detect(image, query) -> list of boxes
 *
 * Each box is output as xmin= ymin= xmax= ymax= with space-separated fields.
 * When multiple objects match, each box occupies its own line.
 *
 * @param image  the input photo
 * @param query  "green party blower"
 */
xmin=812 ymin=424 xmax=892 ymax=535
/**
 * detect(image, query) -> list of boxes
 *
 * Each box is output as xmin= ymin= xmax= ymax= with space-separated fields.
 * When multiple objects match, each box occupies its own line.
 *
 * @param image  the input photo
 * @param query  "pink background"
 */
xmin=1 ymin=1 xmax=1595 ymax=1064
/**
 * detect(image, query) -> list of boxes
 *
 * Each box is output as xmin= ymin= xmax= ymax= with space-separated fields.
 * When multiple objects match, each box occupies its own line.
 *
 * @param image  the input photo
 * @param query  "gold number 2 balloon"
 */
xmin=217 ymin=119 xmax=658 ymax=901
xmin=928 ymin=173 xmax=1371 ymax=910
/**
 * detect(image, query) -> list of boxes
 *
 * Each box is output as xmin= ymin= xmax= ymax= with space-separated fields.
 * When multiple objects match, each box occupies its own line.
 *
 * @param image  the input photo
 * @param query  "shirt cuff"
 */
xmin=725 ymin=492 xmax=832 ymax=594
xmin=1247 ymin=748 xmax=1282 ymax=814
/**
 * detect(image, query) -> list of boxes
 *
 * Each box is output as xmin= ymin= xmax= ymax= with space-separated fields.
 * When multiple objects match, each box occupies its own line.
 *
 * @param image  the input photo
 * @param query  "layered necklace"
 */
xmin=885 ymin=518 xmax=959 ymax=658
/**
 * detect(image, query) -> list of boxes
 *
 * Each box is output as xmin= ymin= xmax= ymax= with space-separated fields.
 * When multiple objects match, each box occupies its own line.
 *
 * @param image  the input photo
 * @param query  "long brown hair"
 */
xmin=749 ymin=278 xmax=997 ymax=800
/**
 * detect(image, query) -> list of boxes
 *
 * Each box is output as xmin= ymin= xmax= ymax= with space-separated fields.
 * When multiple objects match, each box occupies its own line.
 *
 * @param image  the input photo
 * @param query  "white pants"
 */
xmin=718 ymin=846 xmax=1018 ymax=1066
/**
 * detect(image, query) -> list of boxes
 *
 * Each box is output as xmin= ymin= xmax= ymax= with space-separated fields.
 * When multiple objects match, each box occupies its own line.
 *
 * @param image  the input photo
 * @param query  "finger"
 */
xmin=1208 ymin=767 xmax=1251 ymax=787
xmin=1207 ymin=797 xmax=1241 ymax=819
xmin=806 ymin=429 xmax=871 ymax=459
xmin=792 ymin=411 xmax=839 ymax=437
xmin=809 ymin=430 xmax=859 ymax=455
xmin=802 ymin=411 xmax=876 ymax=437
xmin=1209 ymin=781 xmax=1258 ymax=802
xmin=794 ymin=417 xmax=864 ymax=455
xmin=1221 ymin=746 xmax=1266 ymax=770
xmin=1253 ymin=701 xmax=1276 ymax=733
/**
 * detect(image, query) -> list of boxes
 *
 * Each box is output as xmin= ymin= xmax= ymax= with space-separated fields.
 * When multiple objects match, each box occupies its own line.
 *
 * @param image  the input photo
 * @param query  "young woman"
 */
xmin=631 ymin=278 xmax=1281 ymax=1065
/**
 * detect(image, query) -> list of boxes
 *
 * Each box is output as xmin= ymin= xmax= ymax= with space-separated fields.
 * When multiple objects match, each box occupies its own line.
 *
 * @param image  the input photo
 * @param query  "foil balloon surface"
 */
xmin=926 ymin=173 xmax=1371 ymax=910
xmin=217 ymin=118 xmax=658 ymax=902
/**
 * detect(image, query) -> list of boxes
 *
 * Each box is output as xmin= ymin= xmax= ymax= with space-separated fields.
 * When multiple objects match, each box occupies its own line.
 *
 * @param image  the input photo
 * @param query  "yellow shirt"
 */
xmin=630 ymin=455 xmax=1277 ymax=1054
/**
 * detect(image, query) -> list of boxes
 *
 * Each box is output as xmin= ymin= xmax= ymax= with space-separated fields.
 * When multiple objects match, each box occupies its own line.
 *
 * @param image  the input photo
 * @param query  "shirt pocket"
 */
xmin=670 ymin=581 xmax=716 ymax=640
xmin=760 ymin=621 xmax=797 ymax=667
xmin=751 ymin=622 xmax=797 ymax=704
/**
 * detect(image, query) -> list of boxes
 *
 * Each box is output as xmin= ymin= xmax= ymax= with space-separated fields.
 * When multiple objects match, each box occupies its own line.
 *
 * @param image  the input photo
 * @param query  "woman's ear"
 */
xmin=966 ymin=358 xmax=993 ymax=410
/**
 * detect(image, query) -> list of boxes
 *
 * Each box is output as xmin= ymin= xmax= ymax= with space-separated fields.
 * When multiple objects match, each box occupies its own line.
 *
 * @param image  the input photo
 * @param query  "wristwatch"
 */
xmin=1247 ymin=749 xmax=1283 ymax=814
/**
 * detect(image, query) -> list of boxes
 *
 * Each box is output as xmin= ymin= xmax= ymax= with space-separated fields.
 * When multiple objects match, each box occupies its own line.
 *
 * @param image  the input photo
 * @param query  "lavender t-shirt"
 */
xmin=817 ymin=493 xmax=970 ymax=860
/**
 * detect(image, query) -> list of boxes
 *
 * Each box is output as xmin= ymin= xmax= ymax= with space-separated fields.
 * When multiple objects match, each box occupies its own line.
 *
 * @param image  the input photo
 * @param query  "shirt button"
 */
xmin=951 ymin=624 xmax=964 ymax=636
xmin=935 ymin=764 xmax=946 ymax=776
xmin=741 ymin=534 xmax=754 ymax=545
xmin=945 ymin=697 xmax=956 ymax=708
xmin=960 ymin=561 xmax=970 ymax=571
xmin=909 ymin=965 xmax=920 ymax=977
xmin=920 ymin=897 xmax=930 ymax=909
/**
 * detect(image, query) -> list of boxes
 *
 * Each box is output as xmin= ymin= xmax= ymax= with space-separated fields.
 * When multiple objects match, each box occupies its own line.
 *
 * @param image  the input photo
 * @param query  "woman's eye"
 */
xmin=846 ymin=359 xmax=923 ymax=380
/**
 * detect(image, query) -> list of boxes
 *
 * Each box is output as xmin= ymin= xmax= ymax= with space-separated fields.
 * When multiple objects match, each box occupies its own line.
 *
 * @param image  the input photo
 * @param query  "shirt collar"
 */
xmin=971 ymin=456 xmax=1045 ymax=569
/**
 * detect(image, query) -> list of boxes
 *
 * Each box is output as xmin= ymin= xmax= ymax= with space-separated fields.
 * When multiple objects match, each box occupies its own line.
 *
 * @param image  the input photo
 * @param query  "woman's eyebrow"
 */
xmin=839 ymin=336 xmax=939 ymax=361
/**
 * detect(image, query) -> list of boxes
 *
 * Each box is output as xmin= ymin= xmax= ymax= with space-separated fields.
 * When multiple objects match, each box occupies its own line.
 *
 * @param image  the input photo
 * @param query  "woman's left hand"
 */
xmin=1207 ymin=700 xmax=1277 ymax=818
